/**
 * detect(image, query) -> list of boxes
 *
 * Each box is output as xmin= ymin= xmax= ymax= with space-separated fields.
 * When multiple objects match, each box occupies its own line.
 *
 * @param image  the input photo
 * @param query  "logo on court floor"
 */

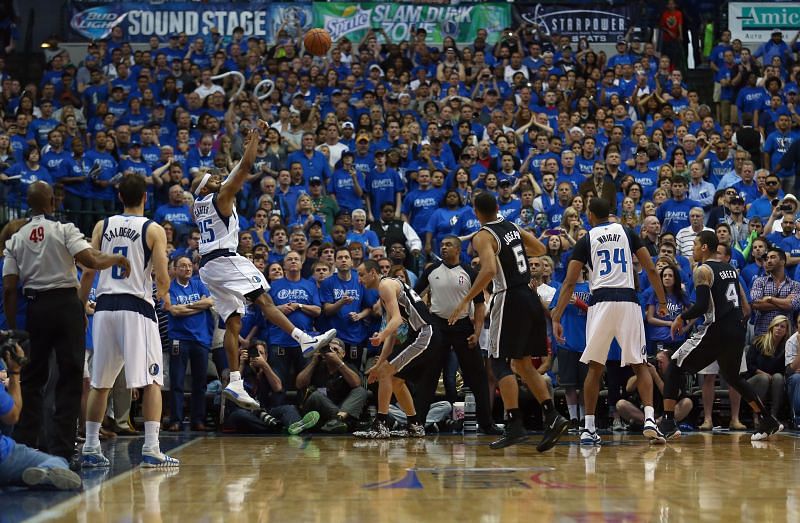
xmin=363 ymin=467 xmax=554 ymax=490
xmin=149 ymin=364 xmax=160 ymax=376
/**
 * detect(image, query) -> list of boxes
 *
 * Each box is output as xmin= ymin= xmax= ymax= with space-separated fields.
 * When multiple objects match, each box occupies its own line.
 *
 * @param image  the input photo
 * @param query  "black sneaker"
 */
xmin=568 ymin=418 xmax=580 ymax=434
xmin=478 ymin=424 xmax=504 ymax=436
xmin=657 ymin=417 xmax=681 ymax=441
xmin=752 ymin=413 xmax=783 ymax=441
xmin=353 ymin=419 xmax=390 ymax=439
xmin=537 ymin=414 xmax=569 ymax=452
xmin=489 ymin=418 xmax=528 ymax=449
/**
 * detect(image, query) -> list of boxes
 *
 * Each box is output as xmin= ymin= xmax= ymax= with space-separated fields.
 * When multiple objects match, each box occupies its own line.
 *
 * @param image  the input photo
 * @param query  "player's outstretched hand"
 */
xmin=553 ymin=320 xmax=565 ymax=345
xmin=448 ymin=300 xmax=468 ymax=325
xmin=670 ymin=315 xmax=684 ymax=339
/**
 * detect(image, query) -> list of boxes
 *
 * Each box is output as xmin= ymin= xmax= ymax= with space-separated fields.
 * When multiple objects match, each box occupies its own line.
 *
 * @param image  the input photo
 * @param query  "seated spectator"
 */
xmin=746 ymin=315 xmax=789 ymax=420
xmin=295 ymin=338 xmax=367 ymax=433
xmin=616 ymin=351 xmax=693 ymax=427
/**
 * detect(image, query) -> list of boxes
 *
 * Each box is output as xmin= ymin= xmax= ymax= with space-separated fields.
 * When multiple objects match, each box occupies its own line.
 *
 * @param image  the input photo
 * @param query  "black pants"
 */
xmin=664 ymin=317 xmax=763 ymax=408
xmin=430 ymin=316 xmax=493 ymax=427
xmin=14 ymin=288 xmax=85 ymax=459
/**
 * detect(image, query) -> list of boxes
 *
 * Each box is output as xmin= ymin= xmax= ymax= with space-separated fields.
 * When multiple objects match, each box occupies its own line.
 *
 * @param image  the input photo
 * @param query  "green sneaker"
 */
xmin=288 ymin=411 xmax=320 ymax=435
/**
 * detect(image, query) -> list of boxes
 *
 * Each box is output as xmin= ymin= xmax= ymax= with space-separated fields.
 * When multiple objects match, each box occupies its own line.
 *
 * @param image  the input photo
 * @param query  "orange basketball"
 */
xmin=304 ymin=28 xmax=333 ymax=56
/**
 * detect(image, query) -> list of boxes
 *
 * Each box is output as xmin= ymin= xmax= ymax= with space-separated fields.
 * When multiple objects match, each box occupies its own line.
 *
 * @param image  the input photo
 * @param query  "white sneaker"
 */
xmin=81 ymin=445 xmax=110 ymax=468
xmin=300 ymin=329 xmax=337 ymax=358
xmin=579 ymin=429 xmax=601 ymax=446
xmin=643 ymin=418 xmax=666 ymax=444
xmin=223 ymin=379 xmax=260 ymax=410
xmin=142 ymin=448 xmax=180 ymax=468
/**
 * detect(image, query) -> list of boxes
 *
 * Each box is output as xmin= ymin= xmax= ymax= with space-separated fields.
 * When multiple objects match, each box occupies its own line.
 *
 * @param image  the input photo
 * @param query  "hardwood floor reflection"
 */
xmin=39 ymin=432 xmax=800 ymax=522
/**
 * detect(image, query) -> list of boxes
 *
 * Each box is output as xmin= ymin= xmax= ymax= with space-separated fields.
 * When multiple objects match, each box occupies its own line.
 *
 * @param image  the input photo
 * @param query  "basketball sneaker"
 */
xmin=300 ymin=329 xmax=337 ymax=358
xmin=407 ymin=422 xmax=426 ymax=438
xmin=643 ymin=418 xmax=666 ymax=443
xmin=656 ymin=417 xmax=681 ymax=441
xmin=141 ymin=449 xmax=180 ymax=468
xmin=223 ymin=379 xmax=260 ymax=410
xmin=579 ymin=428 xmax=601 ymax=446
xmin=537 ymin=413 xmax=569 ymax=452
xmin=353 ymin=419 xmax=390 ymax=439
xmin=22 ymin=467 xmax=82 ymax=490
xmin=288 ymin=411 xmax=320 ymax=435
xmin=489 ymin=418 xmax=528 ymax=449
xmin=752 ymin=414 xmax=783 ymax=441
xmin=81 ymin=446 xmax=110 ymax=468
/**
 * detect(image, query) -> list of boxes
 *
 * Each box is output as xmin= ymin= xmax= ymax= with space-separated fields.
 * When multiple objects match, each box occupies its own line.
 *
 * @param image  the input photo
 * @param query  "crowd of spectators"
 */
xmin=3 ymin=6 xmax=800 ymax=440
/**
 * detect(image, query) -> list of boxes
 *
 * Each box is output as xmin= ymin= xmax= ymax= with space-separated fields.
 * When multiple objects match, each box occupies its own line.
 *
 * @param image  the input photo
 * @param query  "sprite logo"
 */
xmin=736 ymin=5 xmax=800 ymax=30
xmin=323 ymin=6 xmax=371 ymax=41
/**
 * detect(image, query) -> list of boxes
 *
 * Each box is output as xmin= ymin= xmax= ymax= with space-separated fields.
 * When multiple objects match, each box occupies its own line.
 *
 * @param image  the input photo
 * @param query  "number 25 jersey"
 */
xmin=193 ymin=193 xmax=240 ymax=256
xmin=570 ymin=221 xmax=642 ymax=304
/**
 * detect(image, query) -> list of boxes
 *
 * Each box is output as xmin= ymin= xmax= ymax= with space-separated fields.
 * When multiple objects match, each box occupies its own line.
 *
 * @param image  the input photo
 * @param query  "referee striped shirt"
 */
xmin=414 ymin=261 xmax=484 ymax=320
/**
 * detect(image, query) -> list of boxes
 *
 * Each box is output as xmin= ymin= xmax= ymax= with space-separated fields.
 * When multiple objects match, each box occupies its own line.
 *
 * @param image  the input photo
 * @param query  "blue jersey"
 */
xmin=367 ymin=168 xmax=403 ymax=215
xmin=765 ymin=130 xmax=800 ymax=178
xmin=424 ymin=207 xmax=461 ymax=253
xmin=268 ymin=277 xmax=321 ymax=347
xmin=402 ymin=187 xmax=444 ymax=233
xmin=549 ymin=281 xmax=589 ymax=352
xmin=168 ymin=278 xmax=213 ymax=346
xmin=328 ymin=168 xmax=366 ymax=212
xmin=656 ymin=198 xmax=701 ymax=235
xmin=319 ymin=270 xmax=371 ymax=345
xmin=646 ymin=289 xmax=687 ymax=343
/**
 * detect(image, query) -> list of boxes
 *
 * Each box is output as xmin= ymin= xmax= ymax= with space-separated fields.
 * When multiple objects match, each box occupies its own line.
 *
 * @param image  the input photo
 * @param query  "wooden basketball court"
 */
xmin=28 ymin=432 xmax=798 ymax=522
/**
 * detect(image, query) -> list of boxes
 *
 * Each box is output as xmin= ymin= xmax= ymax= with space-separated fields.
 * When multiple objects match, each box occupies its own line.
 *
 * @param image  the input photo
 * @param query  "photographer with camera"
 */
xmin=0 ymin=341 xmax=81 ymax=489
xmin=295 ymin=337 xmax=366 ymax=433
xmin=222 ymin=340 xmax=320 ymax=435
xmin=3 ymin=182 xmax=128 ymax=465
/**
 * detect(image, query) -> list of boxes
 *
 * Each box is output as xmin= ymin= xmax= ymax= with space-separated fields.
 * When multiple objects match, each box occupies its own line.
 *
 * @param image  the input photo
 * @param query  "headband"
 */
xmin=194 ymin=172 xmax=212 ymax=196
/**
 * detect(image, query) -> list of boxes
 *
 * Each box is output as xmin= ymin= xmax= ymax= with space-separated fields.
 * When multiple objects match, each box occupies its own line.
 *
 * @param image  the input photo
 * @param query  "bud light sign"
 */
xmin=71 ymin=6 xmax=128 ymax=40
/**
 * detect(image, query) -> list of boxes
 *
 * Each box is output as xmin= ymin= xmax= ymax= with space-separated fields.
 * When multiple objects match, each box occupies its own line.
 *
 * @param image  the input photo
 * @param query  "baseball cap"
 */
xmin=331 ymin=89 xmax=342 ymax=96
xmin=783 ymin=194 xmax=798 ymax=204
xmin=341 ymin=121 xmax=354 ymax=129
xmin=772 ymin=29 xmax=782 ymax=36
xmin=129 ymin=139 xmax=141 ymax=147
xmin=787 ymin=86 xmax=799 ymax=94
xmin=568 ymin=126 xmax=584 ymax=136
xmin=499 ymin=179 xmax=512 ymax=187
xmin=356 ymin=133 xmax=370 ymax=143
xmin=731 ymin=195 xmax=745 ymax=204
xmin=309 ymin=176 xmax=323 ymax=185
xmin=374 ymin=150 xmax=386 ymax=156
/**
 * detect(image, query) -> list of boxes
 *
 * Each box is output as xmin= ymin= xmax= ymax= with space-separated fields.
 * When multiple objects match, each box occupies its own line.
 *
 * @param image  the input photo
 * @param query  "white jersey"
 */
xmin=570 ymin=221 xmax=642 ymax=303
xmin=193 ymin=193 xmax=240 ymax=256
xmin=96 ymin=214 xmax=154 ymax=305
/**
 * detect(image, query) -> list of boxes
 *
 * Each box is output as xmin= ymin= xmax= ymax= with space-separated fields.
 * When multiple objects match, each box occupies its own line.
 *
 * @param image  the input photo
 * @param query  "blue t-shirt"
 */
xmin=656 ymin=198 xmax=701 ymax=235
xmin=4 ymin=163 xmax=53 ymax=208
xmin=645 ymin=289 xmax=687 ymax=343
xmin=366 ymin=168 xmax=403 ymax=215
xmin=328 ymin=168 xmax=366 ymax=212
xmin=764 ymin=130 xmax=800 ymax=178
xmin=268 ymin=277 xmax=321 ymax=347
xmin=319 ymin=270 xmax=372 ymax=345
xmin=424 ymin=207 xmax=462 ymax=253
xmin=402 ymin=187 xmax=444 ymax=233
xmin=153 ymin=203 xmax=193 ymax=228
xmin=0 ymin=385 xmax=13 ymax=462
xmin=549 ymin=281 xmax=589 ymax=352
xmin=168 ymin=278 xmax=213 ymax=346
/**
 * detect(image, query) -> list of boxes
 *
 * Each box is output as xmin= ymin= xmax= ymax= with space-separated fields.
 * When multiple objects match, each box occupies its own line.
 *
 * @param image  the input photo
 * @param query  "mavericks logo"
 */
xmin=149 ymin=363 xmax=160 ymax=376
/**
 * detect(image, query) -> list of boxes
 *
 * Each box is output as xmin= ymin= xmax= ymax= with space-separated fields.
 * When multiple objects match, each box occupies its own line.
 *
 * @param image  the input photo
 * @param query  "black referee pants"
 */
xmin=14 ymin=289 xmax=85 ymax=460
xmin=426 ymin=316 xmax=492 ymax=428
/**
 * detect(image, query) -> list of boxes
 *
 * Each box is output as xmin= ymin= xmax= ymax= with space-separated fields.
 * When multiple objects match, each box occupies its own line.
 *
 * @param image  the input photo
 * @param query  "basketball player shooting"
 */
xmin=191 ymin=123 xmax=335 ymax=411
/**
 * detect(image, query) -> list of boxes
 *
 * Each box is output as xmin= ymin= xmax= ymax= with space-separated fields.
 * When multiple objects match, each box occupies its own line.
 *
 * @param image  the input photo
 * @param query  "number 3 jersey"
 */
xmin=193 ymin=193 xmax=240 ymax=256
xmin=480 ymin=217 xmax=531 ymax=293
xmin=96 ymin=214 xmax=154 ymax=305
xmin=570 ymin=221 xmax=641 ymax=304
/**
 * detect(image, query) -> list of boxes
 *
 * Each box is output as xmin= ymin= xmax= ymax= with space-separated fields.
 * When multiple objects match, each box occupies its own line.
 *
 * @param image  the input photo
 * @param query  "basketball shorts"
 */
xmin=199 ymin=254 xmax=270 ymax=321
xmin=91 ymin=309 xmax=164 ymax=389
xmin=488 ymin=286 xmax=547 ymax=360
xmin=557 ymin=349 xmax=589 ymax=387
xmin=672 ymin=315 xmax=747 ymax=375
xmin=389 ymin=324 xmax=440 ymax=382
xmin=582 ymin=301 xmax=647 ymax=367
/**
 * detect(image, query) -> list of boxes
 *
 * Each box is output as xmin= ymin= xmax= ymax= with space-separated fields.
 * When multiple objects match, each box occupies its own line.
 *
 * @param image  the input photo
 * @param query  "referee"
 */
xmin=415 ymin=235 xmax=499 ymax=434
xmin=2 ymin=182 xmax=129 ymax=463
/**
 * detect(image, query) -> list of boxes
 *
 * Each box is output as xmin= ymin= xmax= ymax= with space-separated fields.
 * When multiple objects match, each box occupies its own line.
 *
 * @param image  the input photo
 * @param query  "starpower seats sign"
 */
xmin=313 ymin=3 xmax=510 ymax=45
xmin=729 ymin=2 xmax=800 ymax=43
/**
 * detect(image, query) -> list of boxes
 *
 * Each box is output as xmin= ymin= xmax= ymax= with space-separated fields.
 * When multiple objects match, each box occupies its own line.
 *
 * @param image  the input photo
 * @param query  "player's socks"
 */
xmin=663 ymin=411 xmax=674 ymax=421
xmin=584 ymin=415 xmax=596 ymax=432
xmin=291 ymin=328 xmax=309 ymax=343
xmin=144 ymin=421 xmax=160 ymax=451
xmin=85 ymin=421 xmax=101 ymax=449
xmin=229 ymin=371 xmax=242 ymax=382
xmin=568 ymin=404 xmax=578 ymax=420
xmin=644 ymin=406 xmax=655 ymax=421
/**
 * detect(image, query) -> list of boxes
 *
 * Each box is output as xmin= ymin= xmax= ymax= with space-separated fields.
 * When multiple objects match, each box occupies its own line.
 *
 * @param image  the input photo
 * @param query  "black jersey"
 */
xmin=704 ymin=260 xmax=743 ymax=324
xmin=480 ymin=217 xmax=531 ymax=292
xmin=382 ymin=277 xmax=432 ymax=331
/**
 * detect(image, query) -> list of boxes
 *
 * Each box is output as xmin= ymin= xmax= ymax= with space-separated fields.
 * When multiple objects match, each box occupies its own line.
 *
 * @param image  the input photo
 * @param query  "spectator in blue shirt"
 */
xmin=0 ymin=343 xmax=81 ymax=490
xmin=287 ymin=133 xmax=332 ymax=184
xmin=154 ymin=183 xmax=193 ymax=236
xmin=656 ymin=175 xmax=701 ymax=235
xmin=365 ymin=150 xmax=403 ymax=223
xmin=328 ymin=151 xmax=365 ymax=214
xmin=764 ymin=113 xmax=800 ymax=194
xmin=401 ymin=168 xmax=444 ymax=233
xmin=165 ymin=256 xmax=214 ymax=432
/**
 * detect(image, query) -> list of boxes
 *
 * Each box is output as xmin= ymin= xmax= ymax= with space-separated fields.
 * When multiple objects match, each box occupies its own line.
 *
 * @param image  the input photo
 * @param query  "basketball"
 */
xmin=304 ymin=28 xmax=332 ymax=56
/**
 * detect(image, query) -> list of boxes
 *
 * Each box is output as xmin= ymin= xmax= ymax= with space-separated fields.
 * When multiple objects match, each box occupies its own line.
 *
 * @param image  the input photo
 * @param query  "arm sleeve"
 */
xmin=680 ymin=285 xmax=710 ymax=321
xmin=64 ymin=223 xmax=92 ymax=256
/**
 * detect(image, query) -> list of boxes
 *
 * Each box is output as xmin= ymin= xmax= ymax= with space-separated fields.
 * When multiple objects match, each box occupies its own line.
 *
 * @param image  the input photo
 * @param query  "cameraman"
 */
xmin=0 ymin=344 xmax=81 ymax=489
xmin=222 ymin=341 xmax=319 ymax=435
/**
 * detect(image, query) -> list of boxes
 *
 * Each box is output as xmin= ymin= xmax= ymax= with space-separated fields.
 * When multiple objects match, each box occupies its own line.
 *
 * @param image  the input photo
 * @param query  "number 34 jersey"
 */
xmin=480 ymin=217 xmax=532 ymax=293
xmin=96 ymin=214 xmax=154 ymax=305
xmin=570 ymin=221 xmax=641 ymax=304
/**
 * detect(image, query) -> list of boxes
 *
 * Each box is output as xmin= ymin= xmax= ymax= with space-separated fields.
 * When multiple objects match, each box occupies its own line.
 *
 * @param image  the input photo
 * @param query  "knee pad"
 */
xmin=491 ymin=357 xmax=514 ymax=381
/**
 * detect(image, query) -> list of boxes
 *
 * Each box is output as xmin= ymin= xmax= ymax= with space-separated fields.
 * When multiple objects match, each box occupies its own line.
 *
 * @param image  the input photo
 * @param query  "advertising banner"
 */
xmin=514 ymin=3 xmax=632 ymax=44
xmin=728 ymin=2 xmax=800 ymax=43
xmin=313 ymin=3 xmax=511 ymax=45
xmin=68 ymin=2 xmax=313 ymax=42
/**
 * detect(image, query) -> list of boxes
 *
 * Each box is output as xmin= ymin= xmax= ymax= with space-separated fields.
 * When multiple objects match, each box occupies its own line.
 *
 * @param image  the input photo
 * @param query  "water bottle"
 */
xmin=463 ymin=387 xmax=477 ymax=434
